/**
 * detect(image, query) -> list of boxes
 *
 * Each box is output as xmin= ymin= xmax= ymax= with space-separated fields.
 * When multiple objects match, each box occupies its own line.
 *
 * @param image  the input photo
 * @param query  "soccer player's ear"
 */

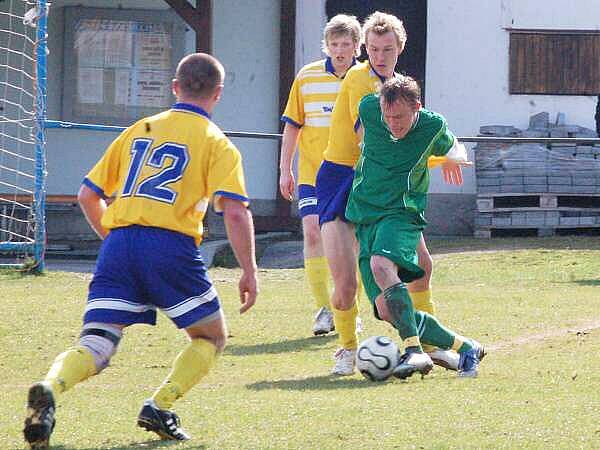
xmin=213 ymin=84 xmax=223 ymax=103
xmin=171 ymin=79 xmax=179 ymax=97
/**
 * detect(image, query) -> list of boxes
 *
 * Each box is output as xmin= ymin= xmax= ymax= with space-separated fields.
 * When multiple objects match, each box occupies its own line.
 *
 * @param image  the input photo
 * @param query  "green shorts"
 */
xmin=355 ymin=213 xmax=426 ymax=305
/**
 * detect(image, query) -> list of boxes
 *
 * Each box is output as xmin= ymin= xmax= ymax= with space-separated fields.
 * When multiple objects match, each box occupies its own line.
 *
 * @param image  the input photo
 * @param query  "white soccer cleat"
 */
xmin=392 ymin=351 xmax=434 ymax=380
xmin=313 ymin=307 xmax=335 ymax=336
xmin=427 ymin=348 xmax=460 ymax=371
xmin=331 ymin=348 xmax=356 ymax=376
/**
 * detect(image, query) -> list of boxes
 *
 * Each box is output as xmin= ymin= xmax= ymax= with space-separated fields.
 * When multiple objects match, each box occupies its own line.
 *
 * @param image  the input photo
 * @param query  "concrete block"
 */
xmin=577 ymin=178 xmax=596 ymax=186
xmin=580 ymin=216 xmax=596 ymax=226
xmin=478 ymin=185 xmax=499 ymax=194
xmin=492 ymin=216 xmax=512 ymax=226
xmin=524 ymin=185 xmax=548 ymax=193
xmin=529 ymin=112 xmax=549 ymax=129
xmin=540 ymin=195 xmax=557 ymax=208
xmin=476 ymin=198 xmax=494 ymax=211
xmin=548 ymin=176 xmax=572 ymax=185
xmin=501 ymin=176 xmax=524 ymax=185
xmin=545 ymin=212 xmax=560 ymax=226
xmin=479 ymin=125 xmax=521 ymax=136
xmin=524 ymin=176 xmax=547 ymax=185
xmin=474 ymin=215 xmax=492 ymax=226
xmin=511 ymin=212 xmax=528 ymax=226
xmin=560 ymin=216 xmax=579 ymax=226
xmin=477 ymin=177 xmax=501 ymax=186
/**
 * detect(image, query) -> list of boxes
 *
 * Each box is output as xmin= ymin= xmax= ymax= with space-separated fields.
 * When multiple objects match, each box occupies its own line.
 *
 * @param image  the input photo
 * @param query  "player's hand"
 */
xmin=279 ymin=171 xmax=295 ymax=201
xmin=441 ymin=160 xmax=473 ymax=185
xmin=238 ymin=269 xmax=259 ymax=314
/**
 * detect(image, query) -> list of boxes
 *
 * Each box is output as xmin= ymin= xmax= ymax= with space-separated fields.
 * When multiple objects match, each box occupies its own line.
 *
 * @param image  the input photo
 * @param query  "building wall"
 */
xmin=426 ymin=0 xmax=600 ymax=196
xmin=44 ymin=0 xmax=280 ymax=202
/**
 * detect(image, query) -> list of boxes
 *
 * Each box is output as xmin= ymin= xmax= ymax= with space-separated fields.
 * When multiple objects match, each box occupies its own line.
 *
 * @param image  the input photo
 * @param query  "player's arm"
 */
xmin=440 ymin=138 xmax=472 ymax=185
xmin=279 ymin=122 xmax=301 ymax=201
xmin=221 ymin=197 xmax=259 ymax=314
xmin=77 ymin=184 xmax=108 ymax=239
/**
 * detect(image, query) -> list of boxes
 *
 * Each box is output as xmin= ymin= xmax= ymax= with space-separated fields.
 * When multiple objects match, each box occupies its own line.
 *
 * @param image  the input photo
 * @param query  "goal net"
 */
xmin=0 ymin=0 xmax=48 ymax=271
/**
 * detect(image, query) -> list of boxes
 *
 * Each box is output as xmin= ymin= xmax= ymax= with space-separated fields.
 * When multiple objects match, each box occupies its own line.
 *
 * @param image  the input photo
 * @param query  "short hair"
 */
xmin=380 ymin=75 xmax=421 ymax=107
xmin=175 ymin=53 xmax=225 ymax=99
xmin=363 ymin=11 xmax=407 ymax=51
xmin=321 ymin=14 xmax=362 ymax=56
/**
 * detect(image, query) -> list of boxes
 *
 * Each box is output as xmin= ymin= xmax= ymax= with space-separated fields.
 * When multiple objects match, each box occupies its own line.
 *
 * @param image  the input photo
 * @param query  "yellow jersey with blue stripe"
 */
xmin=282 ymin=57 xmax=354 ymax=185
xmin=83 ymin=103 xmax=249 ymax=245
xmin=323 ymin=61 xmax=384 ymax=167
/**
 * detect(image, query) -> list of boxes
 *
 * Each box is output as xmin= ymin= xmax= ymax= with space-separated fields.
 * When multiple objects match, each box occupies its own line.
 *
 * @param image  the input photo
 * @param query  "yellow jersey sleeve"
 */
xmin=282 ymin=74 xmax=304 ymax=127
xmin=208 ymin=133 xmax=249 ymax=214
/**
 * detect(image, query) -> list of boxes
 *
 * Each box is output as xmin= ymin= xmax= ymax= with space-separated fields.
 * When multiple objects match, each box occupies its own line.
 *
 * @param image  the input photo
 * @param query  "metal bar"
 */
xmin=33 ymin=0 xmax=48 ymax=272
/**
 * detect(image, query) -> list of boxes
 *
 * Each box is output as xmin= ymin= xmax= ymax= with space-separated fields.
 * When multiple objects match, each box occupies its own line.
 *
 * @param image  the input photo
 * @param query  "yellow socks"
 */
xmin=304 ymin=256 xmax=331 ymax=309
xmin=409 ymin=289 xmax=435 ymax=315
xmin=44 ymin=346 xmax=97 ymax=397
xmin=409 ymin=289 xmax=436 ymax=352
xmin=151 ymin=338 xmax=217 ymax=410
xmin=332 ymin=302 xmax=359 ymax=350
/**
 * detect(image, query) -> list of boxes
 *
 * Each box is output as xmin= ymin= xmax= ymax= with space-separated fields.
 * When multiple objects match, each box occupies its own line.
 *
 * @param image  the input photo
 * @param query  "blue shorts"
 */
xmin=298 ymin=184 xmax=318 ymax=218
xmin=315 ymin=160 xmax=354 ymax=226
xmin=85 ymin=225 xmax=221 ymax=329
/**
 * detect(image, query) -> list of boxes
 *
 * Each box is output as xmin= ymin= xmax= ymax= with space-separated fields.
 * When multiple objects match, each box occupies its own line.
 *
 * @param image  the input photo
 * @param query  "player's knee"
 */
xmin=303 ymin=223 xmax=322 ymax=249
xmin=417 ymin=249 xmax=433 ymax=277
xmin=79 ymin=323 xmax=123 ymax=373
xmin=370 ymin=256 xmax=396 ymax=287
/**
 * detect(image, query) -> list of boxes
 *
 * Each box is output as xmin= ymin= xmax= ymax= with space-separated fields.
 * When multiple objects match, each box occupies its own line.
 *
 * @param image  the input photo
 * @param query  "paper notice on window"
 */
xmin=130 ymin=71 xmax=171 ymax=107
xmin=77 ymin=68 xmax=104 ymax=104
xmin=105 ymin=29 xmax=133 ymax=68
xmin=114 ymin=69 xmax=132 ymax=105
xmin=135 ymin=32 xmax=171 ymax=70
xmin=75 ymin=21 xmax=105 ymax=67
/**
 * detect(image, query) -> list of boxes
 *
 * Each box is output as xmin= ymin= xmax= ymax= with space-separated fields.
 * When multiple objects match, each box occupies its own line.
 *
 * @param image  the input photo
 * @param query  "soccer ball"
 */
xmin=356 ymin=336 xmax=400 ymax=381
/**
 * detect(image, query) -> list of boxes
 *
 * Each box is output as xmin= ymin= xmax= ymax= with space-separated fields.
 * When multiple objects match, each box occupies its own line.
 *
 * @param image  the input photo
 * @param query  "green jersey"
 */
xmin=346 ymin=94 xmax=455 ymax=224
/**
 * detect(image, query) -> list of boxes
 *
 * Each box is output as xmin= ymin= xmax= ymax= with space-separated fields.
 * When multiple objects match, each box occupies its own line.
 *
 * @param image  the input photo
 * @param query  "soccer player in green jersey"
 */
xmin=346 ymin=75 xmax=485 ymax=379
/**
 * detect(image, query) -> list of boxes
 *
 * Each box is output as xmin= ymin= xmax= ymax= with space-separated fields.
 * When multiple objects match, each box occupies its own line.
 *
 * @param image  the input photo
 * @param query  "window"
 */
xmin=62 ymin=7 xmax=186 ymax=126
xmin=509 ymin=31 xmax=600 ymax=95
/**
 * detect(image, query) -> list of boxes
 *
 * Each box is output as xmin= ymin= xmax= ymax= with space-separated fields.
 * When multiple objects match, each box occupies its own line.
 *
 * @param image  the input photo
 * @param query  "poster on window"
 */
xmin=77 ymin=68 xmax=104 ymax=104
xmin=130 ymin=70 xmax=171 ymax=107
xmin=136 ymin=31 xmax=171 ymax=70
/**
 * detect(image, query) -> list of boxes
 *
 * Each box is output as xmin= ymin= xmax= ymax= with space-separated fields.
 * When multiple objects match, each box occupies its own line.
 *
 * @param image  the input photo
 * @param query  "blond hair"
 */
xmin=175 ymin=53 xmax=225 ymax=99
xmin=321 ymin=14 xmax=362 ymax=56
xmin=363 ymin=11 xmax=407 ymax=51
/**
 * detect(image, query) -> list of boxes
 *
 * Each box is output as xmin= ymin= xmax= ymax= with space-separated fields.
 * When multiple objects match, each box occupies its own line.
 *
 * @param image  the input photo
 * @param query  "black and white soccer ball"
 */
xmin=356 ymin=336 xmax=400 ymax=381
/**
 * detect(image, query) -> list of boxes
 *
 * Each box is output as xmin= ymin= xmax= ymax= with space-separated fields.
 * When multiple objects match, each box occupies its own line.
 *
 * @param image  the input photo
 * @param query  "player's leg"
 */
xmin=321 ymin=218 xmax=359 ymax=374
xmin=414 ymin=310 xmax=486 ymax=377
xmin=408 ymin=234 xmax=460 ymax=370
xmin=140 ymin=315 xmax=226 ymax=440
xmin=135 ymin=225 xmax=225 ymax=440
xmin=298 ymin=185 xmax=333 ymax=336
xmin=315 ymin=161 xmax=359 ymax=374
xmin=24 ymin=227 xmax=142 ymax=449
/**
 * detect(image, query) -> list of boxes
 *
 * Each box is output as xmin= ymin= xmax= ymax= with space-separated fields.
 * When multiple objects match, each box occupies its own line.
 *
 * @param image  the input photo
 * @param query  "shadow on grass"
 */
xmin=246 ymin=374 xmax=389 ymax=391
xmin=225 ymin=334 xmax=336 ymax=356
xmin=570 ymin=279 xmax=600 ymax=286
xmin=53 ymin=439 xmax=205 ymax=449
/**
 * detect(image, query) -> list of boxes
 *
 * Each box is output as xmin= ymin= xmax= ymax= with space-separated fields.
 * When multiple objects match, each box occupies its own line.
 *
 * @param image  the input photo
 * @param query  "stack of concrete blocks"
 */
xmin=474 ymin=112 xmax=600 ymax=237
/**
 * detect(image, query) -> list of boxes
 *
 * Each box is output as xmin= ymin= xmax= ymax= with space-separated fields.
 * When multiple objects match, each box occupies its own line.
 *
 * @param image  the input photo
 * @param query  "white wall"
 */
xmin=295 ymin=0 xmax=327 ymax=71
xmin=212 ymin=0 xmax=281 ymax=201
xmin=427 ymin=0 xmax=600 ymax=194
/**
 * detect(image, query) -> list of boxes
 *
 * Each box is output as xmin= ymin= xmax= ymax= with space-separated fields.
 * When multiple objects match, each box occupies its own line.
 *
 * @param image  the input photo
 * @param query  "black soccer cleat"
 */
xmin=23 ymin=383 xmax=56 ymax=450
xmin=137 ymin=400 xmax=191 ymax=441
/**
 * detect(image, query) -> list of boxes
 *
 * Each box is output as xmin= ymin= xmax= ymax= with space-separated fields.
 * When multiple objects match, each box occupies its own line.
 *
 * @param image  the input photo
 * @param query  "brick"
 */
xmin=476 ymin=198 xmax=494 ymax=211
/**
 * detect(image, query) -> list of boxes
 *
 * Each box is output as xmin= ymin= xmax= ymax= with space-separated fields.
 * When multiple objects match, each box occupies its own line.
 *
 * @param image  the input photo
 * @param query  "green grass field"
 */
xmin=1 ymin=237 xmax=599 ymax=449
